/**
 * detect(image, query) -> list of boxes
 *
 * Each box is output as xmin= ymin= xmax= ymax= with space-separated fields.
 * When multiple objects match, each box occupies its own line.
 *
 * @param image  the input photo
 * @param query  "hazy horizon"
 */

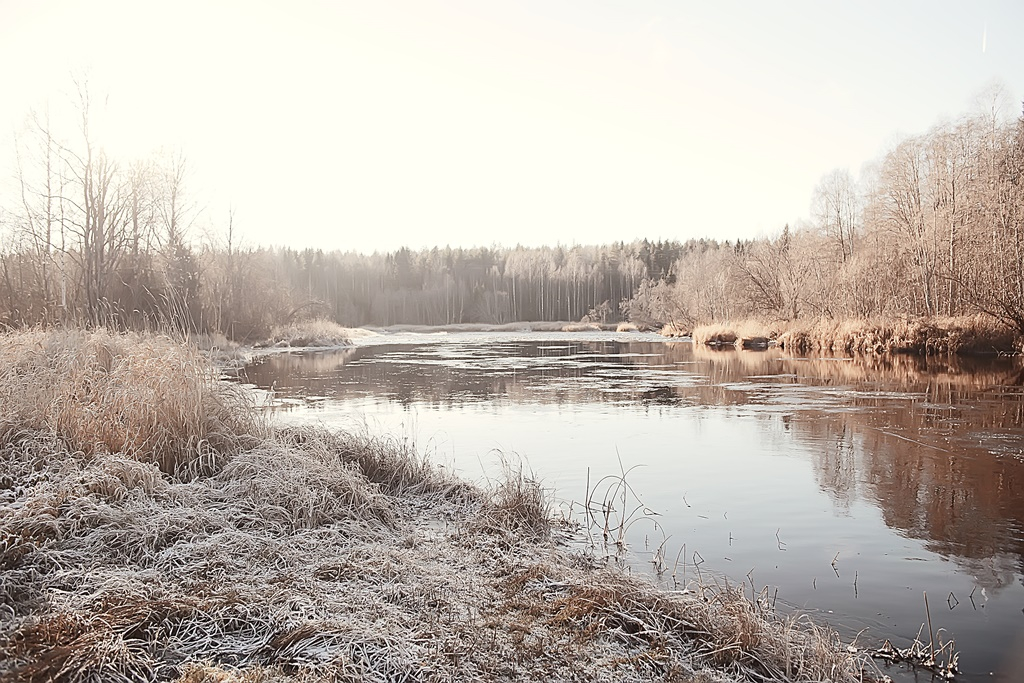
xmin=2 ymin=0 xmax=1023 ymax=253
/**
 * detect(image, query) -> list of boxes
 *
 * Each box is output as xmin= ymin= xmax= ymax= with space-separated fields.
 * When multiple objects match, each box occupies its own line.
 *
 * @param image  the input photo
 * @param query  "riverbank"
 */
xmin=1 ymin=329 xmax=872 ymax=682
xmin=189 ymin=320 xmax=372 ymax=371
xmin=674 ymin=316 xmax=1022 ymax=355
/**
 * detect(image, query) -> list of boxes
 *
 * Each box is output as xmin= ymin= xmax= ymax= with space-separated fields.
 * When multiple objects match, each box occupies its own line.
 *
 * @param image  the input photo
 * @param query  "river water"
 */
xmin=239 ymin=330 xmax=1024 ymax=681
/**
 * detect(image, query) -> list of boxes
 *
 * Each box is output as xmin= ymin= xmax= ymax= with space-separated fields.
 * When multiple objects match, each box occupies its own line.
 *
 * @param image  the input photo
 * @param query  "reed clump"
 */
xmin=262 ymin=318 xmax=358 ymax=347
xmin=475 ymin=458 xmax=552 ymax=542
xmin=276 ymin=427 xmax=475 ymax=499
xmin=690 ymin=321 xmax=778 ymax=350
xmin=685 ymin=316 xmax=1019 ymax=355
xmin=1 ymin=328 xmax=875 ymax=683
xmin=776 ymin=315 xmax=1018 ymax=355
xmin=0 ymin=328 xmax=263 ymax=475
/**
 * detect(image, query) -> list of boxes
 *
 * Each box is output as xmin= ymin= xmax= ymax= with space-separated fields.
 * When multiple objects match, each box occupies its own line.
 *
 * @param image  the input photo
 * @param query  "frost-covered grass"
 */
xmin=0 ymin=328 xmax=263 ymax=476
xmin=0 ymin=329 xmax=874 ymax=683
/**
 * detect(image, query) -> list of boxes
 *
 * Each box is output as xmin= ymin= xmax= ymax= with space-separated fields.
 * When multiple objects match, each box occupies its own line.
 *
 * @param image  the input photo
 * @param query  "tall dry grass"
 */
xmin=278 ymin=426 xmax=474 ymax=499
xmin=475 ymin=457 xmax=552 ymax=542
xmin=686 ymin=316 xmax=1019 ymax=355
xmin=262 ymin=318 xmax=364 ymax=347
xmin=0 ymin=328 xmax=264 ymax=475
xmin=776 ymin=315 xmax=1018 ymax=355
xmin=690 ymin=321 xmax=778 ymax=349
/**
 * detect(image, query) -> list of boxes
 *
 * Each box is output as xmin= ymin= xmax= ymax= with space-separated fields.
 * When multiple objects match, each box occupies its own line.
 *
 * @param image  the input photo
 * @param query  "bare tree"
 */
xmin=811 ymin=169 xmax=859 ymax=263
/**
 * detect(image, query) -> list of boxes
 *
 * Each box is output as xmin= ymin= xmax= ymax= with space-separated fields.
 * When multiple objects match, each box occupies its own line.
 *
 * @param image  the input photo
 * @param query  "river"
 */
xmin=239 ymin=330 xmax=1024 ymax=681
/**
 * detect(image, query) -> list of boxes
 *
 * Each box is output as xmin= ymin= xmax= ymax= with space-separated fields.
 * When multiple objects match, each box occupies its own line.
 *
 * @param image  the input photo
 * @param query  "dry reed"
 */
xmin=690 ymin=322 xmax=778 ymax=350
xmin=0 ymin=328 xmax=263 ymax=475
xmin=776 ymin=315 xmax=1017 ymax=355
xmin=262 ymin=319 xmax=361 ymax=348
xmin=474 ymin=457 xmax=552 ymax=542
xmin=686 ymin=316 xmax=1019 ymax=355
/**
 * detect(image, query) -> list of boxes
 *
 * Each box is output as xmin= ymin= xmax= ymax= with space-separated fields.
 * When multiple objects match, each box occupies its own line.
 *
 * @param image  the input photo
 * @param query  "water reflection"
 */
xmin=241 ymin=333 xmax=1024 ymax=679
xmin=245 ymin=338 xmax=1024 ymax=577
xmin=799 ymin=412 xmax=1024 ymax=590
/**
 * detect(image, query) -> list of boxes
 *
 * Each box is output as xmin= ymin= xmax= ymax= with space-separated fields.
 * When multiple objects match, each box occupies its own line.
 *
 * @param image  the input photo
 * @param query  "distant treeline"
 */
xmin=0 ymin=84 xmax=681 ymax=339
xmin=630 ymin=101 xmax=1024 ymax=334
xmin=249 ymin=240 xmax=682 ymax=331
xmin=2 ymin=87 xmax=1023 ymax=339
xmin=195 ymin=239 xmax=685 ymax=339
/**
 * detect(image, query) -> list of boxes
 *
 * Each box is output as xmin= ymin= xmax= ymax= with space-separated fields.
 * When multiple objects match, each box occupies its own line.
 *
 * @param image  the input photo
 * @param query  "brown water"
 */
xmin=240 ymin=331 xmax=1024 ymax=681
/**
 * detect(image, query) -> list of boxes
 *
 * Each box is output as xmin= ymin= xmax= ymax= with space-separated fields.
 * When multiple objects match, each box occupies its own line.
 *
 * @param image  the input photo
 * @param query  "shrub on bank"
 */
xmin=660 ymin=321 xmax=689 ymax=337
xmin=684 ymin=316 xmax=1020 ymax=355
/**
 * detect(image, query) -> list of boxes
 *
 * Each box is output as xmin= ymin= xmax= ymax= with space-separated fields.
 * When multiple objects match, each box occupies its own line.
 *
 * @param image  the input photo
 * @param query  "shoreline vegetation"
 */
xmin=0 ymin=328 xmax=880 ymax=682
xmin=673 ymin=316 xmax=1023 ymax=356
xmin=204 ymin=314 xmax=1022 ymax=365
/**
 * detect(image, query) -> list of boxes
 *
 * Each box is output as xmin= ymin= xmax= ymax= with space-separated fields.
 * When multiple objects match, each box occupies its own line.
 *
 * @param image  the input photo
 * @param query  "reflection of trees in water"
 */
xmin=246 ymin=347 xmax=362 ymax=377
xmin=245 ymin=341 xmax=1023 ymax=412
xmin=247 ymin=340 xmax=701 ymax=407
xmin=805 ymin=422 xmax=860 ymax=514
xmin=792 ymin=405 xmax=1024 ymax=590
xmin=243 ymin=339 xmax=1024 ymax=587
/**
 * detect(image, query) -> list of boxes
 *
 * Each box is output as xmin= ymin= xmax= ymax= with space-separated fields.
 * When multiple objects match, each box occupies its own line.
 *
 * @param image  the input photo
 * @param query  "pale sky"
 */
xmin=1 ymin=0 xmax=1022 ymax=253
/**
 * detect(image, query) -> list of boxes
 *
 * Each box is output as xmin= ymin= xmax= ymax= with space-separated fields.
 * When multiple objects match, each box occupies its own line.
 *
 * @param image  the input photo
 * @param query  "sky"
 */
xmin=1 ymin=0 xmax=1022 ymax=254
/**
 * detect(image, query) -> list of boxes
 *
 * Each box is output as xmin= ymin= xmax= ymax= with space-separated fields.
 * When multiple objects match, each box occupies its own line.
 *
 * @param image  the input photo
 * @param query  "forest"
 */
xmin=629 ymin=100 xmax=1024 ymax=336
xmin=2 ymin=89 xmax=1023 ymax=341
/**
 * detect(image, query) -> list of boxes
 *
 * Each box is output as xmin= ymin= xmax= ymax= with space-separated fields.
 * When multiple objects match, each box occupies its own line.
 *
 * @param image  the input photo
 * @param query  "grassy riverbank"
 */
xmin=1 ymin=329 xmax=872 ymax=682
xmin=679 ymin=316 xmax=1022 ymax=355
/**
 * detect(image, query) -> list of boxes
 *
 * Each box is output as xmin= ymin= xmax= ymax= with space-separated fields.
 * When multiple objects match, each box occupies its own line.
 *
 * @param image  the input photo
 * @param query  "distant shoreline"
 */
xmin=664 ymin=316 xmax=1023 ymax=357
